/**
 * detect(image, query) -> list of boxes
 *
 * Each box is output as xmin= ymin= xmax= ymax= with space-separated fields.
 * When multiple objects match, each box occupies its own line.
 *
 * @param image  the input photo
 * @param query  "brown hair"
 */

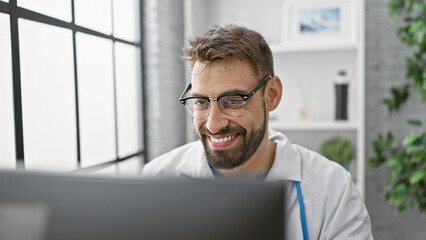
xmin=182 ymin=24 xmax=274 ymax=80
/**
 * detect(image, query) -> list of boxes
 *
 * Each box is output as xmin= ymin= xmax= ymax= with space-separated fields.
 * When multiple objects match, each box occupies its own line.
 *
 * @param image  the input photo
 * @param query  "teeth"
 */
xmin=211 ymin=135 xmax=235 ymax=143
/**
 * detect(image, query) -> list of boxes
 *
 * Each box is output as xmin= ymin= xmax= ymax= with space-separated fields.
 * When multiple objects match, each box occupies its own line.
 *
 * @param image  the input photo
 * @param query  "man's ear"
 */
xmin=265 ymin=76 xmax=283 ymax=112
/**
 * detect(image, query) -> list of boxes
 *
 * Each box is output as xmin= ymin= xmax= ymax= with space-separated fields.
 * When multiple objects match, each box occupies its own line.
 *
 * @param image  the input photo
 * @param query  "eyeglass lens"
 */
xmin=185 ymin=95 xmax=246 ymax=119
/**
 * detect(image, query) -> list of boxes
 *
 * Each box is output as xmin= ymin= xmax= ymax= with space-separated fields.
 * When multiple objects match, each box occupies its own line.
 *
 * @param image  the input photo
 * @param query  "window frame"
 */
xmin=0 ymin=0 xmax=147 ymax=173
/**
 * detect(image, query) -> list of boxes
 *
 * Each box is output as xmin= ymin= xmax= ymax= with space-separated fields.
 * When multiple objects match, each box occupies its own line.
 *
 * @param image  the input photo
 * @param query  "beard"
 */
xmin=198 ymin=108 xmax=267 ymax=170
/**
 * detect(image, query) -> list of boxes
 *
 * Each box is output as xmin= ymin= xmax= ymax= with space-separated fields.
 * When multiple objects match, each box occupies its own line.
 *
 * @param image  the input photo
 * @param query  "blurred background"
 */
xmin=0 ymin=0 xmax=425 ymax=239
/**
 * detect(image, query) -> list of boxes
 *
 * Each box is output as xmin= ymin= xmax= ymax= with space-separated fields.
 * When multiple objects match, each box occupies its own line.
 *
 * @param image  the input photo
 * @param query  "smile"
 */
xmin=210 ymin=135 xmax=236 ymax=143
xmin=208 ymin=134 xmax=239 ymax=149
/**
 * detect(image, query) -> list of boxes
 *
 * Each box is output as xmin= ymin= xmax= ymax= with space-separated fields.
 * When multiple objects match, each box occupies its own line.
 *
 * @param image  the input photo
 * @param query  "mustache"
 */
xmin=199 ymin=125 xmax=247 ymax=137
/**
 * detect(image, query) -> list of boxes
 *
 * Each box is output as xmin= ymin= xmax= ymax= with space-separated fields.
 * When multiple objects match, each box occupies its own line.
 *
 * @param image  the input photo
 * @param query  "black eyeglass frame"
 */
xmin=178 ymin=75 xmax=272 ymax=117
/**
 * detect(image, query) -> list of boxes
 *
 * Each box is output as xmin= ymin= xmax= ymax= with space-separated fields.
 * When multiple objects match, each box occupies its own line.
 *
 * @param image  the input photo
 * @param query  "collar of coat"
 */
xmin=175 ymin=129 xmax=302 ymax=182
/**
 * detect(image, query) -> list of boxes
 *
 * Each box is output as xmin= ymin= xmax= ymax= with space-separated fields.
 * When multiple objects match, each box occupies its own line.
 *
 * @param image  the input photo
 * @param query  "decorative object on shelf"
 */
xmin=335 ymin=69 xmax=349 ymax=120
xmin=299 ymin=105 xmax=314 ymax=122
xmin=319 ymin=137 xmax=355 ymax=170
xmin=282 ymin=0 xmax=356 ymax=50
xmin=297 ymin=78 xmax=314 ymax=122
xmin=369 ymin=0 xmax=426 ymax=213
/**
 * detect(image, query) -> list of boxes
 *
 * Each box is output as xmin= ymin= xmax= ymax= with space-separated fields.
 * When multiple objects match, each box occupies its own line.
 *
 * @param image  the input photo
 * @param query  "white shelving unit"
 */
xmin=184 ymin=0 xmax=365 ymax=198
xmin=269 ymin=121 xmax=358 ymax=131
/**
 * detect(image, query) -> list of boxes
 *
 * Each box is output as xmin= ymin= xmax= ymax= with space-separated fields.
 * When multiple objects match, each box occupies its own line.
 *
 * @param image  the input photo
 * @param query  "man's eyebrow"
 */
xmin=191 ymin=88 xmax=249 ymax=97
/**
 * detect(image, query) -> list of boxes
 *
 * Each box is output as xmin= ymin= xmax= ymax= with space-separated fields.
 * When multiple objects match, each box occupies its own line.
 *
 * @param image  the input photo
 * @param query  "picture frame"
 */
xmin=282 ymin=0 xmax=357 ymax=50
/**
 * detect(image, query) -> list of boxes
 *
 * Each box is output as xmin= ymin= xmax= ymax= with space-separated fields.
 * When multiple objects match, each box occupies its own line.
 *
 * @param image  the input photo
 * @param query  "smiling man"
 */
xmin=142 ymin=24 xmax=373 ymax=239
xmin=187 ymin=59 xmax=278 ymax=178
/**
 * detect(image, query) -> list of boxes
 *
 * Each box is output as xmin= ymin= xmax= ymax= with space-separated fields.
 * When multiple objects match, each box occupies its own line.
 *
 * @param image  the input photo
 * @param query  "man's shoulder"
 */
xmin=293 ymin=144 xmax=342 ymax=168
xmin=293 ymin=143 xmax=351 ymax=183
xmin=270 ymin=130 xmax=350 ymax=184
xmin=142 ymin=141 xmax=203 ymax=177
xmin=291 ymin=145 xmax=371 ymax=239
xmin=272 ymin=131 xmax=352 ymax=186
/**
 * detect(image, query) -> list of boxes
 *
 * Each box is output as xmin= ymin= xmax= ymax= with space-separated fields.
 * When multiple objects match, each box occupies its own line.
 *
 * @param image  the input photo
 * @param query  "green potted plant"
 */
xmin=320 ymin=137 xmax=355 ymax=171
xmin=369 ymin=0 xmax=426 ymax=213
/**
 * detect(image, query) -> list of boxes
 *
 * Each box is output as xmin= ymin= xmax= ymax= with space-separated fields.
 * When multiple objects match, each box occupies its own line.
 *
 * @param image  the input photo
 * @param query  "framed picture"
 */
xmin=282 ymin=0 xmax=357 ymax=50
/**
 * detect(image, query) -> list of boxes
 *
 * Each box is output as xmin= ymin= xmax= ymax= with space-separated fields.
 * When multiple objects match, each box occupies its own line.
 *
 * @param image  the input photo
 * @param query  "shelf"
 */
xmin=270 ymin=43 xmax=358 ymax=53
xmin=269 ymin=121 xmax=358 ymax=131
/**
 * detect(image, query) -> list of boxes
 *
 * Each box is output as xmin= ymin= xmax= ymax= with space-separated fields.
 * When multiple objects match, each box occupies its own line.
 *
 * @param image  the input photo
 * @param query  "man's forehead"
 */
xmin=189 ymin=61 xmax=258 ymax=97
xmin=191 ymin=60 xmax=256 ymax=84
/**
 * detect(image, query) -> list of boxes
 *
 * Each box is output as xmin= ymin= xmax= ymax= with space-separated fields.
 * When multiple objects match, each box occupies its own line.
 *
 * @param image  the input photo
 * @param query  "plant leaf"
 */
xmin=398 ymin=204 xmax=407 ymax=213
xmin=387 ymin=176 xmax=397 ymax=188
xmin=407 ymin=119 xmax=422 ymax=126
xmin=411 ymin=150 xmax=425 ymax=163
xmin=386 ymin=157 xmax=401 ymax=168
xmin=391 ymin=194 xmax=406 ymax=204
xmin=368 ymin=158 xmax=377 ymax=170
xmin=409 ymin=170 xmax=426 ymax=184
xmin=403 ymin=133 xmax=419 ymax=146
xmin=394 ymin=182 xmax=407 ymax=192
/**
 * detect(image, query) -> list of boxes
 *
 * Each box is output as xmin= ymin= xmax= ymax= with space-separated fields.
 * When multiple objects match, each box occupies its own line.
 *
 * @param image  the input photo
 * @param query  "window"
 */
xmin=0 ymin=0 xmax=145 ymax=174
xmin=0 ymin=12 xmax=15 ymax=169
xmin=19 ymin=19 xmax=77 ymax=171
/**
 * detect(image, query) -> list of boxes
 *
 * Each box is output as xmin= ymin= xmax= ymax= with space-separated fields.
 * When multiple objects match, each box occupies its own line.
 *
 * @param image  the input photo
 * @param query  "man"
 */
xmin=142 ymin=24 xmax=373 ymax=239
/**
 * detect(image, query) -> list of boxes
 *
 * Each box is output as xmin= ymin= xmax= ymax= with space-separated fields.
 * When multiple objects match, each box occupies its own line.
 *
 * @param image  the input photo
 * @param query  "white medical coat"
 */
xmin=142 ymin=129 xmax=374 ymax=240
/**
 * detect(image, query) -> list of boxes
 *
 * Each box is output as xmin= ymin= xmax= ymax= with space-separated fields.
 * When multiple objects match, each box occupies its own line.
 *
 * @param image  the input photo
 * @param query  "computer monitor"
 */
xmin=0 ymin=170 xmax=285 ymax=240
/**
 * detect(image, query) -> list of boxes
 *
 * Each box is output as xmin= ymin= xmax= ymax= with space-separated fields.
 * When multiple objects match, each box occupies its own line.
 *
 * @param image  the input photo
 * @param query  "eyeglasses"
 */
xmin=179 ymin=75 xmax=272 ymax=120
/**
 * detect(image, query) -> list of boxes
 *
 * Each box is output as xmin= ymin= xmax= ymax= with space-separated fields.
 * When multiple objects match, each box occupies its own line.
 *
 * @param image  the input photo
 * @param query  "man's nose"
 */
xmin=205 ymin=101 xmax=229 ymax=134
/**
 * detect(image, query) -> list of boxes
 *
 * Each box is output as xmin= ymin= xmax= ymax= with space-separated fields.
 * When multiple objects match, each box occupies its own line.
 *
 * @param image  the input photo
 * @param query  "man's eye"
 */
xmin=227 ymin=100 xmax=239 ymax=105
xmin=223 ymin=97 xmax=244 ymax=108
xmin=194 ymin=99 xmax=208 ymax=108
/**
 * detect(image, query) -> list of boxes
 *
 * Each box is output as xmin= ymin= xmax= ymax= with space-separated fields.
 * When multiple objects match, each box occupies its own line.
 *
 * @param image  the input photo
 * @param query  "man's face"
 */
xmin=191 ymin=59 xmax=268 ymax=169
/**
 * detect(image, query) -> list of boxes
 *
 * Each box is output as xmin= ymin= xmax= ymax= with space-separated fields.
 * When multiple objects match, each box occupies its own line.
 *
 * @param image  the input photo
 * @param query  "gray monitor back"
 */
xmin=0 ymin=170 xmax=284 ymax=240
